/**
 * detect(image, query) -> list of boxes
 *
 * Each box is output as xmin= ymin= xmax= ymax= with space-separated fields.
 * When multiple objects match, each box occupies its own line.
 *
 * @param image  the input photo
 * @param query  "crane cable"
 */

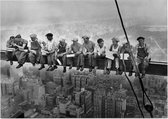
xmin=114 ymin=0 xmax=154 ymax=117
xmin=122 ymin=52 xmax=144 ymax=117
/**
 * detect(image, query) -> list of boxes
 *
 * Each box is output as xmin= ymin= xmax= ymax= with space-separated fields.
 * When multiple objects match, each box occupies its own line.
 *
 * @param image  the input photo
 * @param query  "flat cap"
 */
xmin=112 ymin=37 xmax=119 ymax=42
xmin=137 ymin=36 xmax=145 ymax=41
xmin=30 ymin=34 xmax=37 ymax=38
xmin=82 ymin=35 xmax=90 ymax=39
xmin=45 ymin=33 xmax=53 ymax=37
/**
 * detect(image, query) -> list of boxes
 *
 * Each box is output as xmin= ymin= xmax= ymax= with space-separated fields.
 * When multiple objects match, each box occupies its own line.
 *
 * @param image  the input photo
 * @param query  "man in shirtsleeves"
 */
xmin=13 ymin=34 xmax=28 ymax=69
xmin=38 ymin=33 xmax=58 ymax=71
xmin=94 ymin=38 xmax=106 ymax=74
xmin=28 ymin=34 xmax=41 ymax=66
xmin=6 ymin=36 xmax=15 ymax=65
xmin=68 ymin=38 xmax=84 ymax=71
xmin=134 ymin=36 xmax=151 ymax=78
xmin=56 ymin=37 xmax=69 ymax=73
xmin=82 ymin=35 xmax=95 ymax=72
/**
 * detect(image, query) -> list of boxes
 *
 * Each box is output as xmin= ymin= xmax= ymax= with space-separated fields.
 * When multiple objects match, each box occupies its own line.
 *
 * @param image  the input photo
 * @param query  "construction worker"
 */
xmin=82 ymin=35 xmax=95 ymax=72
xmin=6 ymin=36 xmax=15 ymax=65
xmin=94 ymin=38 xmax=106 ymax=74
xmin=13 ymin=34 xmax=28 ymax=68
xmin=38 ymin=33 xmax=58 ymax=71
xmin=106 ymin=37 xmax=121 ymax=75
xmin=134 ymin=36 xmax=151 ymax=78
xmin=56 ymin=37 xmax=69 ymax=73
xmin=28 ymin=34 xmax=41 ymax=66
xmin=120 ymin=42 xmax=134 ymax=76
xmin=68 ymin=38 xmax=84 ymax=71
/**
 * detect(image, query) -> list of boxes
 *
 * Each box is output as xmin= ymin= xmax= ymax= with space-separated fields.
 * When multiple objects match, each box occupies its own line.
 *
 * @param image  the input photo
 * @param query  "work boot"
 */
xmin=89 ymin=67 xmax=92 ymax=72
xmin=10 ymin=61 xmax=13 ymax=65
xmin=135 ymin=72 xmax=138 ymax=77
xmin=69 ymin=65 xmax=72 ymax=69
xmin=16 ymin=64 xmax=23 ymax=69
xmin=76 ymin=66 xmax=80 ymax=70
xmin=106 ymin=68 xmax=110 ymax=75
xmin=46 ymin=66 xmax=52 ymax=71
xmin=80 ymin=66 xmax=84 ymax=71
xmin=50 ymin=65 xmax=58 ymax=71
xmin=116 ymin=69 xmax=119 ymax=75
xmin=128 ymin=71 xmax=133 ymax=76
xmin=63 ymin=67 xmax=66 ymax=73
xmin=141 ymin=73 xmax=145 ymax=78
xmin=38 ymin=65 xmax=45 ymax=70
xmin=32 ymin=63 xmax=35 ymax=66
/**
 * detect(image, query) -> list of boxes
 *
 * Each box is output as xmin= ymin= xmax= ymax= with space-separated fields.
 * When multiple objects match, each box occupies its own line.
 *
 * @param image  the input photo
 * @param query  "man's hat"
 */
xmin=59 ymin=36 xmax=66 ymax=42
xmin=15 ymin=34 xmax=21 ymax=38
xmin=45 ymin=33 xmax=53 ymax=37
xmin=30 ymin=34 xmax=37 ymax=38
xmin=72 ymin=38 xmax=78 ymax=42
xmin=112 ymin=37 xmax=119 ymax=42
xmin=10 ymin=36 xmax=15 ymax=39
xmin=137 ymin=36 xmax=145 ymax=41
xmin=97 ymin=38 xmax=104 ymax=44
xmin=82 ymin=35 xmax=90 ymax=40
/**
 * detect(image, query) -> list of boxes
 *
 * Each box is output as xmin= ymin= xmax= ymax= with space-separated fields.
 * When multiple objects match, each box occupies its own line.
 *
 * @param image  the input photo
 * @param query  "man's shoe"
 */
xmin=32 ymin=63 xmax=35 ymax=66
xmin=10 ymin=61 xmax=13 ymax=65
xmin=106 ymin=68 xmax=110 ymax=75
xmin=128 ymin=71 xmax=133 ymax=76
xmin=141 ymin=74 xmax=145 ymax=78
xmin=63 ymin=67 xmax=66 ymax=73
xmin=16 ymin=64 xmax=23 ymax=69
xmin=69 ymin=65 xmax=72 ymax=69
xmin=50 ymin=65 xmax=58 ymax=71
xmin=80 ymin=66 xmax=84 ymax=71
xmin=76 ymin=67 xmax=80 ymax=70
xmin=116 ymin=69 xmax=119 ymax=75
xmin=38 ymin=65 xmax=45 ymax=70
xmin=89 ymin=67 xmax=92 ymax=72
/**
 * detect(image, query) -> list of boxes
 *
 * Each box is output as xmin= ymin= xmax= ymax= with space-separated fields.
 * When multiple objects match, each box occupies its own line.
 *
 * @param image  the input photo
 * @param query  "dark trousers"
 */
xmin=84 ymin=54 xmax=95 ymax=67
xmin=6 ymin=51 xmax=14 ymax=61
xmin=15 ymin=50 xmax=28 ymax=65
xmin=68 ymin=53 xmax=84 ymax=67
xmin=40 ymin=53 xmax=56 ymax=66
xmin=94 ymin=54 xmax=106 ymax=68
xmin=28 ymin=50 xmax=41 ymax=64
xmin=57 ymin=54 xmax=67 ymax=67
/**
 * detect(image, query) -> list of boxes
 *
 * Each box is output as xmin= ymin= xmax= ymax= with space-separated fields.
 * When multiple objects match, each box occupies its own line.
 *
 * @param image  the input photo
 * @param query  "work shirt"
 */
xmin=30 ymin=40 xmax=41 ymax=50
xmin=57 ymin=42 xmax=68 ymax=54
xmin=46 ymin=40 xmax=57 ymax=52
xmin=70 ymin=42 xmax=83 ymax=53
xmin=14 ymin=38 xmax=28 ymax=47
xmin=94 ymin=44 xmax=106 ymax=55
xmin=83 ymin=41 xmax=95 ymax=53
xmin=6 ymin=39 xmax=14 ymax=48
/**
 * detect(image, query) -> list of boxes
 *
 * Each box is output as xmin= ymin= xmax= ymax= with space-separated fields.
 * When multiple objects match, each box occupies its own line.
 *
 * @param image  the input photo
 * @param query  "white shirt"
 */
xmin=94 ymin=45 xmax=106 ymax=55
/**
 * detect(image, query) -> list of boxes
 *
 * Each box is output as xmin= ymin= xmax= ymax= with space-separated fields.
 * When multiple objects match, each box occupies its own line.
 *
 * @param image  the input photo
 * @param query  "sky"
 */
xmin=1 ymin=0 xmax=167 ymax=27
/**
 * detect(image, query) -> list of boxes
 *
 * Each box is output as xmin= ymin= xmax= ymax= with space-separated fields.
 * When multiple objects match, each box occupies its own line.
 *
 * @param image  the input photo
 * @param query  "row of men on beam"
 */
xmin=6 ymin=33 xmax=151 ymax=77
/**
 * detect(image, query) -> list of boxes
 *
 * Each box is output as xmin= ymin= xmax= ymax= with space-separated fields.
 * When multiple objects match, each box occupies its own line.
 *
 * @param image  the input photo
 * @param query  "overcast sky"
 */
xmin=1 ymin=0 xmax=167 ymax=27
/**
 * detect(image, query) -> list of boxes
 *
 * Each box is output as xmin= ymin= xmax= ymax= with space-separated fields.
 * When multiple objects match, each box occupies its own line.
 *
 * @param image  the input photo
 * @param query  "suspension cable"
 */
xmin=114 ymin=0 xmax=153 ymax=117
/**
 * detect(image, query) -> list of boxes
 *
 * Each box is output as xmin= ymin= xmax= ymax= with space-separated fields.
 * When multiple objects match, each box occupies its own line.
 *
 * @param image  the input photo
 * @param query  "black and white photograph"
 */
xmin=0 ymin=0 xmax=167 ymax=118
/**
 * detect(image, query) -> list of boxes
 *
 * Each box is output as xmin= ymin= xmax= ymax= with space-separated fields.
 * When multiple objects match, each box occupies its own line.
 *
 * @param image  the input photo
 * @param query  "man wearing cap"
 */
xmin=38 ymin=33 xmax=58 ymax=71
xmin=94 ymin=38 xmax=106 ymax=73
xmin=6 ymin=36 xmax=15 ymax=65
xmin=68 ymin=38 xmax=84 ymax=71
xmin=134 ymin=36 xmax=151 ymax=78
xmin=106 ymin=37 xmax=121 ymax=75
xmin=13 ymin=34 xmax=29 ymax=68
xmin=55 ymin=37 xmax=69 ymax=73
xmin=82 ymin=35 xmax=95 ymax=72
xmin=28 ymin=34 xmax=41 ymax=66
